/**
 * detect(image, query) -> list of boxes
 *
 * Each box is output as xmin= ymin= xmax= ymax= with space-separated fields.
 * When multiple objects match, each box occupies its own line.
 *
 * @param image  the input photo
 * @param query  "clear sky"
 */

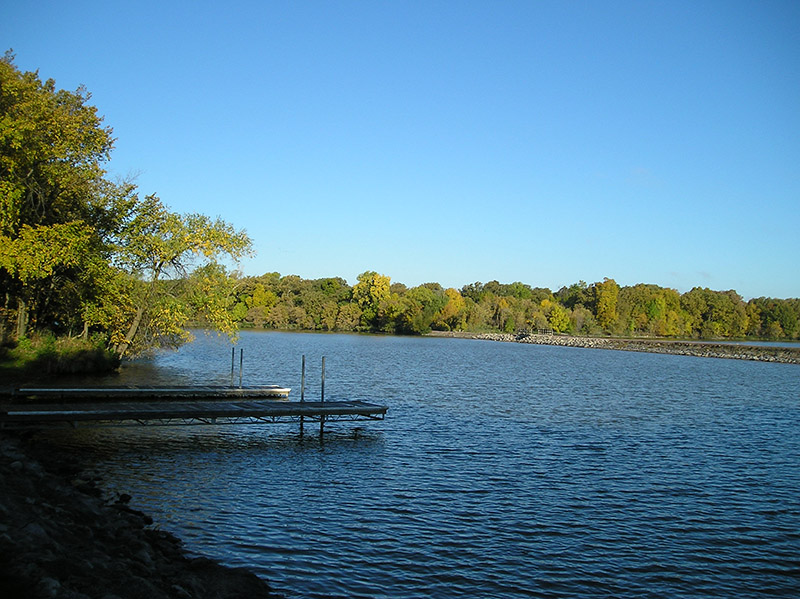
xmin=3 ymin=0 xmax=799 ymax=299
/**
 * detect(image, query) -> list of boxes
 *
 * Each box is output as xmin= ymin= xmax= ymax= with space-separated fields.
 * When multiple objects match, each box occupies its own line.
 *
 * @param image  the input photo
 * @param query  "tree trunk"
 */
xmin=15 ymin=298 xmax=28 ymax=339
xmin=115 ymin=304 xmax=144 ymax=356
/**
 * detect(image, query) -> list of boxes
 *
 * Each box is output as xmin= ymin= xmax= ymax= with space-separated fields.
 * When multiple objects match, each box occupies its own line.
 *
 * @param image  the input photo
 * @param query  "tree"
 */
xmin=434 ymin=288 xmax=466 ymax=331
xmin=335 ymin=302 xmax=362 ymax=330
xmin=592 ymin=278 xmax=619 ymax=331
xmin=540 ymin=299 xmax=570 ymax=333
xmin=109 ymin=193 xmax=252 ymax=355
xmin=1 ymin=55 xmax=253 ymax=357
xmin=556 ymin=281 xmax=589 ymax=310
xmin=352 ymin=271 xmax=391 ymax=330
xmin=398 ymin=285 xmax=448 ymax=334
xmin=1 ymin=53 xmax=115 ymax=338
xmin=0 ymin=221 xmax=100 ymax=336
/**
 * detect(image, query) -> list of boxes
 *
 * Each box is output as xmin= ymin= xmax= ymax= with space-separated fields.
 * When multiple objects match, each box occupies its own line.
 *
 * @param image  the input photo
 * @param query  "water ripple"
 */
xmin=40 ymin=332 xmax=800 ymax=598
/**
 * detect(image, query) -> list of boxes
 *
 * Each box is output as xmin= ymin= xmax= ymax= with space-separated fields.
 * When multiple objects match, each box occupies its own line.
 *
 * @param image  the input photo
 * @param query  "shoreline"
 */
xmin=0 ymin=432 xmax=284 ymax=599
xmin=427 ymin=331 xmax=800 ymax=364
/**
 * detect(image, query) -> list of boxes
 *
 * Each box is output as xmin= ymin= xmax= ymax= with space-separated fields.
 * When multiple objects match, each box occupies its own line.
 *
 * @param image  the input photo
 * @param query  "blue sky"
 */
xmin=4 ymin=1 xmax=799 ymax=299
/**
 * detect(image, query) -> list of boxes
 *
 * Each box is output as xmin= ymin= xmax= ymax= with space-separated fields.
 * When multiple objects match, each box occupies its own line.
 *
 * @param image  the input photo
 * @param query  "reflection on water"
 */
xmin=39 ymin=332 xmax=800 ymax=598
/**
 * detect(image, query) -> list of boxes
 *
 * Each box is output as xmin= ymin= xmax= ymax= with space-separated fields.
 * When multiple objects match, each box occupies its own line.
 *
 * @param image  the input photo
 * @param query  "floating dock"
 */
xmin=0 ymin=386 xmax=387 ymax=436
xmin=11 ymin=385 xmax=292 ymax=401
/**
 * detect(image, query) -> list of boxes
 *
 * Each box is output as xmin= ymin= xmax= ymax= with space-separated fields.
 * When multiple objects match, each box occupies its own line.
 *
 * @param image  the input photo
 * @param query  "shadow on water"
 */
xmin=35 ymin=424 xmax=385 ymax=459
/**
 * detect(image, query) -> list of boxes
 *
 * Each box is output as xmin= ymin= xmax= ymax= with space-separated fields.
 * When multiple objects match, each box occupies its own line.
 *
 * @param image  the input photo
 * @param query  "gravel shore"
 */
xmin=428 ymin=331 xmax=800 ymax=364
xmin=0 ymin=433 xmax=284 ymax=599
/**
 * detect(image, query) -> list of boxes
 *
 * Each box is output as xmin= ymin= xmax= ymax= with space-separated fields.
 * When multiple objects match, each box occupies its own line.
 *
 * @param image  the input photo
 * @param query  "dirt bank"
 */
xmin=0 ymin=433 xmax=284 ymax=599
xmin=428 ymin=331 xmax=800 ymax=364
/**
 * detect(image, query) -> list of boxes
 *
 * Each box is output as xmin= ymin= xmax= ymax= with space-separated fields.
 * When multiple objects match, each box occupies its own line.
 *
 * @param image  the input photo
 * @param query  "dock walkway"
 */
xmin=0 ymin=387 xmax=387 ymax=433
xmin=10 ymin=385 xmax=292 ymax=401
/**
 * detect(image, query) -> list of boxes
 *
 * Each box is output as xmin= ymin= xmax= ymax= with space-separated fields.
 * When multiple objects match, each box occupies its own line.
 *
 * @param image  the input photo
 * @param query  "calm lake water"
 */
xmin=40 ymin=331 xmax=800 ymax=598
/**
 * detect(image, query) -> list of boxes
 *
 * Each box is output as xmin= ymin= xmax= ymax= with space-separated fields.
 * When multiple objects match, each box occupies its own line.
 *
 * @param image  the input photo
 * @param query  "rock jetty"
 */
xmin=429 ymin=331 xmax=800 ymax=364
xmin=0 ymin=433 xmax=283 ymax=599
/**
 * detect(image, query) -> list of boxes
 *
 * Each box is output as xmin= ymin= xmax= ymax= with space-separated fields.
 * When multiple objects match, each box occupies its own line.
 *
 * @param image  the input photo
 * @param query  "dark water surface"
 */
xmin=41 ymin=332 xmax=800 ymax=598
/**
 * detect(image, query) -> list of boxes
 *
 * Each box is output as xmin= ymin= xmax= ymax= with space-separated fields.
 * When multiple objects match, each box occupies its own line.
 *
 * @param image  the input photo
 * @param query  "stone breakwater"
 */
xmin=0 ymin=433 xmax=283 ymax=599
xmin=429 ymin=331 xmax=800 ymax=364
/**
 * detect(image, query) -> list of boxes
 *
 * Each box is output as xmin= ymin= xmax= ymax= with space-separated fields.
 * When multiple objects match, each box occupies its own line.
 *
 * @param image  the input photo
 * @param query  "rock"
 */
xmin=0 ymin=433 xmax=284 ymax=598
xmin=37 ymin=576 xmax=61 ymax=597
xmin=22 ymin=521 xmax=51 ymax=543
xmin=170 ymin=584 xmax=192 ymax=599
xmin=433 ymin=331 xmax=800 ymax=364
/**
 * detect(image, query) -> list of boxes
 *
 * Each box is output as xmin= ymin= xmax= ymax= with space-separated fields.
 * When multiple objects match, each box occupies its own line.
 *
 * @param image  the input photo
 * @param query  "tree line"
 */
xmin=217 ymin=271 xmax=800 ymax=340
xmin=2 ymin=54 xmax=798 ymax=363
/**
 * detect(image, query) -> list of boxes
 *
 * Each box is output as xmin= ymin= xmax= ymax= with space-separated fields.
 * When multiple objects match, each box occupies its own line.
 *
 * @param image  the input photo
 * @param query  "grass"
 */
xmin=0 ymin=333 xmax=120 ymax=387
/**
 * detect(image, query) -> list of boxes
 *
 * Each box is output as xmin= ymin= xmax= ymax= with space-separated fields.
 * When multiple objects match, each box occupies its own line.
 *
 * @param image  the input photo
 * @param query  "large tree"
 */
xmin=0 ymin=52 xmax=114 ymax=338
xmin=104 ymin=193 xmax=252 ymax=355
xmin=1 ymin=54 xmax=252 ymax=354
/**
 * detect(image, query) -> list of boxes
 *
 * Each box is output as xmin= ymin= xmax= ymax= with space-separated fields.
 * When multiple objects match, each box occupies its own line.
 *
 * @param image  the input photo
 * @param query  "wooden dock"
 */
xmin=0 ymin=387 xmax=387 ymax=435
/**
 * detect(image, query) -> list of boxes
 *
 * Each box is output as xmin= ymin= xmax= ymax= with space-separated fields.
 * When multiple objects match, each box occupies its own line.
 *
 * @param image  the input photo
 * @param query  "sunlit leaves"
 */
xmin=108 ymin=193 xmax=253 ymax=355
xmin=228 ymin=271 xmax=800 ymax=340
xmin=353 ymin=271 xmax=391 ymax=329
xmin=0 ymin=221 xmax=94 ymax=281
xmin=0 ymin=53 xmax=113 ymax=236
xmin=593 ymin=278 xmax=620 ymax=331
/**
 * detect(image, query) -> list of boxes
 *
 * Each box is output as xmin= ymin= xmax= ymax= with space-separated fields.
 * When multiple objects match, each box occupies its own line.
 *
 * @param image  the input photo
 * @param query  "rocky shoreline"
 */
xmin=429 ymin=331 xmax=800 ymax=364
xmin=0 ymin=432 xmax=284 ymax=599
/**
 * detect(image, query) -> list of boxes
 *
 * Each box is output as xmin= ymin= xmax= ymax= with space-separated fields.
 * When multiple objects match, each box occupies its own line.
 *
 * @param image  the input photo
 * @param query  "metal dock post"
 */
xmin=300 ymin=355 xmax=306 ymax=435
xmin=320 ymin=356 xmax=326 ymax=438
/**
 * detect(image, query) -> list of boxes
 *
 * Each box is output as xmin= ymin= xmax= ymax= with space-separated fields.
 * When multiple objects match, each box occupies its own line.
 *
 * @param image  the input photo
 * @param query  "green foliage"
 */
xmin=220 ymin=272 xmax=800 ymax=342
xmin=4 ymin=56 xmax=799 ymax=352
xmin=0 ymin=52 xmax=113 ymax=237
xmin=0 ymin=53 xmax=119 ymax=340
xmin=1 ymin=332 xmax=119 ymax=377
xmin=748 ymin=297 xmax=800 ymax=339
xmin=108 ymin=193 xmax=252 ymax=355
xmin=541 ymin=300 xmax=570 ymax=333
xmin=352 ymin=271 xmax=391 ymax=330
xmin=0 ymin=222 xmax=95 ymax=281
xmin=0 ymin=56 xmax=252 ymax=356
xmin=592 ymin=278 xmax=620 ymax=331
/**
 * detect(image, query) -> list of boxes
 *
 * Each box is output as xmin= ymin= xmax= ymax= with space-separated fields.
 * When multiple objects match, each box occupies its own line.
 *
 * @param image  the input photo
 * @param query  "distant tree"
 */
xmin=267 ymin=304 xmax=290 ymax=329
xmin=540 ymin=299 xmax=569 ymax=333
xmin=460 ymin=282 xmax=485 ymax=302
xmin=748 ymin=297 xmax=800 ymax=339
xmin=556 ymin=281 xmax=589 ymax=310
xmin=592 ymin=278 xmax=619 ymax=331
xmin=352 ymin=271 xmax=391 ymax=330
xmin=400 ymin=285 xmax=448 ymax=334
xmin=245 ymin=305 xmax=268 ymax=328
xmin=248 ymin=283 xmax=278 ymax=309
xmin=434 ymin=288 xmax=467 ymax=331
xmin=319 ymin=301 xmax=339 ymax=331
xmin=335 ymin=302 xmax=362 ymax=331
xmin=507 ymin=281 xmax=533 ymax=300
xmin=569 ymin=304 xmax=597 ymax=334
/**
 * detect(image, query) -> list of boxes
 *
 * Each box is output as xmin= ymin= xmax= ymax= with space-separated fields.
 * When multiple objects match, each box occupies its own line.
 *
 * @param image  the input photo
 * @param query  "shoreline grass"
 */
xmin=0 ymin=333 xmax=120 ymax=388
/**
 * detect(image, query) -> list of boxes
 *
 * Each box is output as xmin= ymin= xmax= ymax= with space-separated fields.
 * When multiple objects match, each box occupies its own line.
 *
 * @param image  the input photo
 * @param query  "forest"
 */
xmin=1 ymin=53 xmax=798 ymax=372
xmin=219 ymin=271 xmax=800 ymax=340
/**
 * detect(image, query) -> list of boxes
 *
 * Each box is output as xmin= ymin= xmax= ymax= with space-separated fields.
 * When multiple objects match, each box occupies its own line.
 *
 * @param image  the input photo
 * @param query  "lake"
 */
xmin=40 ymin=331 xmax=800 ymax=598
